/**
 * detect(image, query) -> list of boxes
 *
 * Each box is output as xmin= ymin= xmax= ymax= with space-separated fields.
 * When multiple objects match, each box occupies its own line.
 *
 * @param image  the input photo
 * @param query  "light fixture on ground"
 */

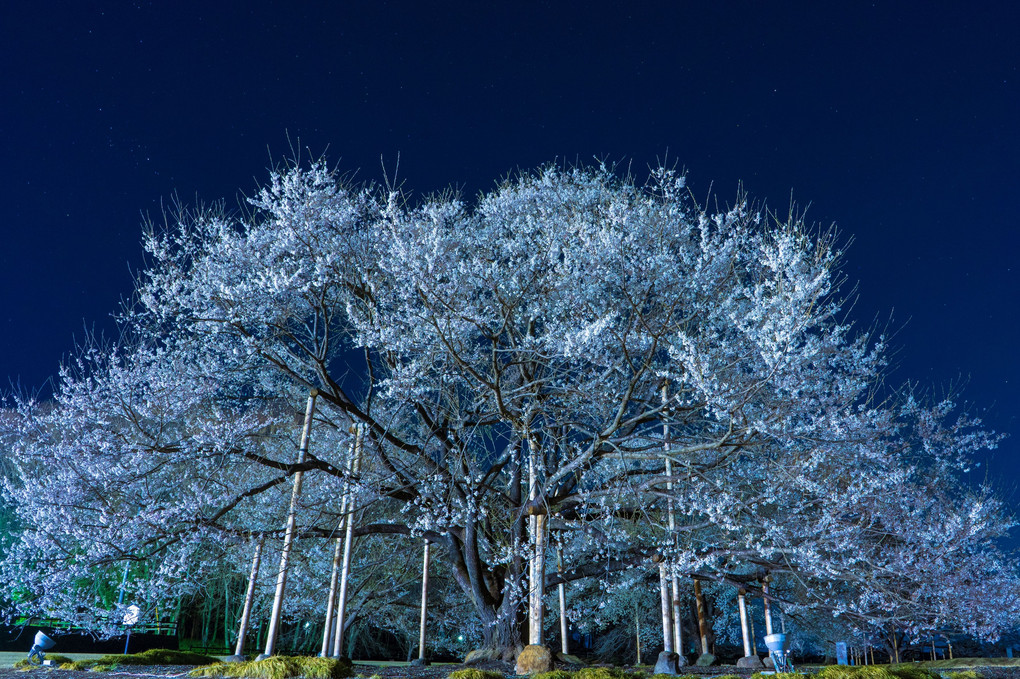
xmin=27 ymin=631 xmax=55 ymax=665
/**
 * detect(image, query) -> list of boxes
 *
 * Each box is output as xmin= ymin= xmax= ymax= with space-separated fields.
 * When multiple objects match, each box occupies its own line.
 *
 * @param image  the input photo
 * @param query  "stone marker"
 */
xmin=836 ymin=642 xmax=848 ymax=665
xmin=695 ymin=652 xmax=716 ymax=666
xmin=654 ymin=651 xmax=683 ymax=675
xmin=516 ymin=644 xmax=553 ymax=675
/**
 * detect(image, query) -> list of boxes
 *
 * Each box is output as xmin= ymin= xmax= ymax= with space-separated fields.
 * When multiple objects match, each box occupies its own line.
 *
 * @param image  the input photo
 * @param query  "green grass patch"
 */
xmin=818 ymin=665 xmax=898 ymax=679
xmin=909 ymin=660 xmax=1020 ymax=668
xmin=191 ymin=657 xmax=353 ymax=679
xmin=533 ymin=671 xmax=575 ymax=679
xmin=62 ymin=649 xmax=219 ymax=671
xmin=447 ymin=670 xmax=506 ymax=679
xmin=13 ymin=654 xmax=75 ymax=670
xmin=888 ymin=665 xmax=943 ymax=679
xmin=944 ymin=671 xmax=983 ymax=679
xmin=573 ymin=668 xmax=635 ymax=679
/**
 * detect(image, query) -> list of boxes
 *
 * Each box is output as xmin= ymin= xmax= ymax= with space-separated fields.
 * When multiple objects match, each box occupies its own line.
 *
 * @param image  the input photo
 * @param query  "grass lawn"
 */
xmin=0 ymin=651 xmax=111 ymax=669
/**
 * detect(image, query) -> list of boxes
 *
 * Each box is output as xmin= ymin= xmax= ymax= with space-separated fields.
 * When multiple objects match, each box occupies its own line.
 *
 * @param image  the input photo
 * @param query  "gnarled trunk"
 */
xmin=443 ymin=454 xmax=529 ymax=657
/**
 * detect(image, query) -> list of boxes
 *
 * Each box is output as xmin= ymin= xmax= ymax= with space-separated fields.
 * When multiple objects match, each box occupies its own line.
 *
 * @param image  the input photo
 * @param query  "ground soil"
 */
xmin=5 ymin=663 xmax=1020 ymax=679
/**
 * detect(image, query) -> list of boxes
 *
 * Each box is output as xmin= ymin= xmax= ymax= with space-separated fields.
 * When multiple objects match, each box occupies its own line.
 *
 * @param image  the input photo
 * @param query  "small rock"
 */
xmin=409 ymin=657 xmax=430 ymax=666
xmin=695 ymin=652 xmax=716 ymax=666
xmin=737 ymin=655 xmax=764 ymax=669
xmin=556 ymin=652 xmax=585 ymax=666
xmin=763 ymin=655 xmax=775 ymax=669
xmin=653 ymin=651 xmax=683 ymax=675
xmin=515 ymin=644 xmax=553 ymax=675
xmin=464 ymin=648 xmax=501 ymax=665
xmin=223 ymin=655 xmax=246 ymax=663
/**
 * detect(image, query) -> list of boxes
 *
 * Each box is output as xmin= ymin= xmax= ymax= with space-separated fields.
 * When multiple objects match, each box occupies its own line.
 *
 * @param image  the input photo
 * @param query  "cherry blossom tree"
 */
xmin=1 ymin=159 xmax=1015 ymax=656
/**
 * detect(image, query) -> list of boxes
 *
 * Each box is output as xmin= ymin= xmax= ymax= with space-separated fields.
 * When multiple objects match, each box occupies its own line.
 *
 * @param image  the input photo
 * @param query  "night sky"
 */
xmin=2 ymin=3 xmax=1018 ymax=499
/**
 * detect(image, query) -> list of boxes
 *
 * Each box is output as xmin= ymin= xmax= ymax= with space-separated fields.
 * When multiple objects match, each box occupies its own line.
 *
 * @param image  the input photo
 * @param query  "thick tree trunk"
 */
xmin=442 ymin=454 xmax=528 ymax=658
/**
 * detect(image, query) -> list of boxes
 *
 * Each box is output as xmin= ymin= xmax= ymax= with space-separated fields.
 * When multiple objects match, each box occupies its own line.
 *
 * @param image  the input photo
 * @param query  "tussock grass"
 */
xmin=573 ymin=668 xmax=638 ymax=679
xmin=533 ymin=671 xmax=575 ymax=679
xmin=191 ymin=656 xmax=353 ymax=679
xmin=819 ymin=665 xmax=899 ymax=679
xmin=14 ymin=654 xmax=74 ymax=670
xmin=911 ymin=660 xmax=1020 ymax=668
xmin=945 ymin=671 xmax=983 ymax=679
xmin=887 ymin=665 xmax=943 ymax=679
xmin=447 ymin=669 xmax=506 ymax=679
xmin=64 ymin=648 xmax=220 ymax=671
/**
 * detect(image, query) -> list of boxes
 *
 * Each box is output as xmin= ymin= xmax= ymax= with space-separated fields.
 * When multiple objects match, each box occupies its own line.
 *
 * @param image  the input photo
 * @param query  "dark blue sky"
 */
xmin=2 ymin=2 xmax=1018 ymax=496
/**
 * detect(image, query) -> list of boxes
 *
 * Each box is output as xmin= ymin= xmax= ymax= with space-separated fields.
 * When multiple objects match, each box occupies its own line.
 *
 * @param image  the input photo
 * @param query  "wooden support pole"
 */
xmin=658 ymin=560 xmax=673 ymax=653
xmin=527 ymin=431 xmax=546 ymax=646
xmin=693 ymin=579 xmax=709 ymax=655
xmin=738 ymin=589 xmax=751 ymax=658
xmin=662 ymin=385 xmax=682 ymax=655
xmin=749 ymin=603 xmax=757 ymax=655
xmin=531 ymin=512 xmax=547 ymax=644
xmin=261 ymin=390 xmax=317 ymax=658
xmin=557 ymin=545 xmax=568 ymax=655
xmin=762 ymin=578 xmax=774 ymax=636
xmin=635 ymin=600 xmax=642 ymax=665
xmin=232 ymin=538 xmax=264 ymax=658
xmin=416 ymin=540 xmax=431 ymax=661
xmin=332 ymin=425 xmax=364 ymax=658
xmin=670 ymin=575 xmax=683 ymax=656
xmin=320 ymin=481 xmax=353 ymax=657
